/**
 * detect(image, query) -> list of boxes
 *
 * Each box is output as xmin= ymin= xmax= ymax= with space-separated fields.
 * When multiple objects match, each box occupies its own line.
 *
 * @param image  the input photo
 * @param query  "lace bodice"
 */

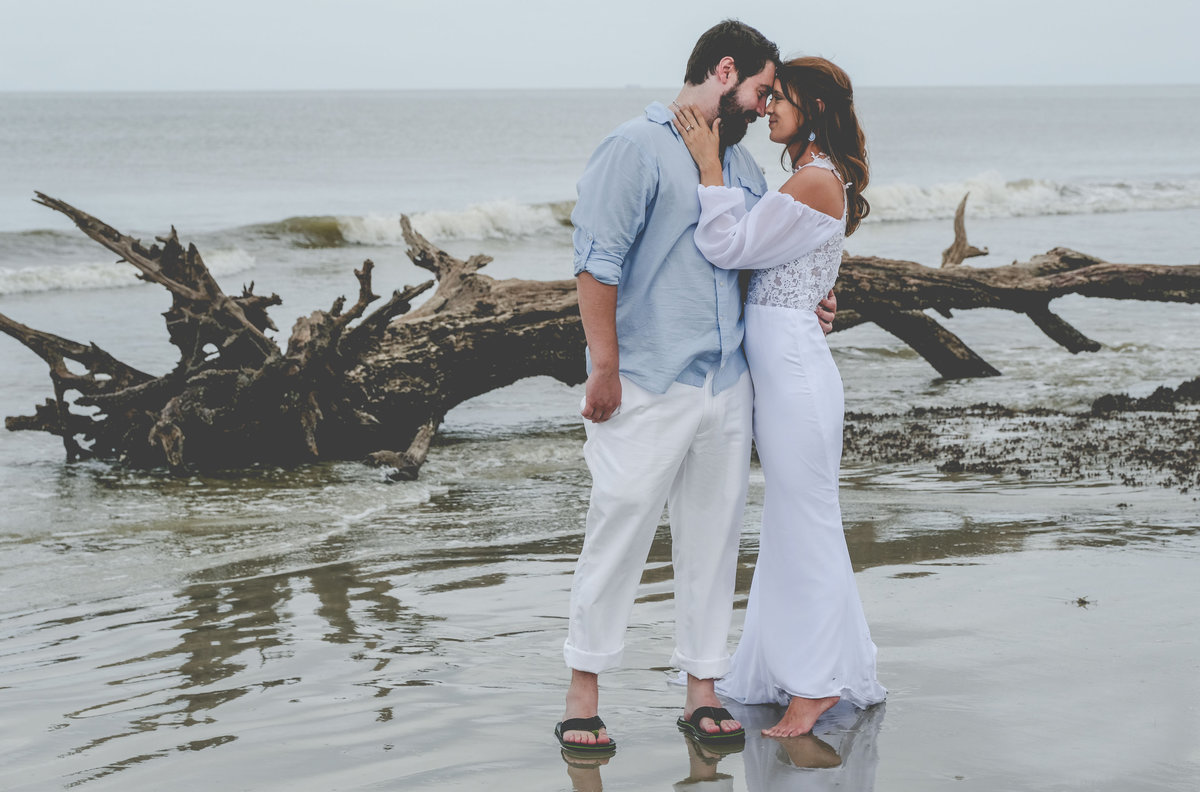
xmin=745 ymin=155 xmax=847 ymax=311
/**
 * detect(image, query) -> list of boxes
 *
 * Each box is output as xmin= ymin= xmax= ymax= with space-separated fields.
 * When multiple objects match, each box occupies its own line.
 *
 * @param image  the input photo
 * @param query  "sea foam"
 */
xmin=247 ymin=176 xmax=1200 ymax=250
xmin=338 ymin=199 xmax=573 ymax=246
xmin=0 ymin=248 xmax=256 ymax=296
xmin=866 ymin=172 xmax=1200 ymax=223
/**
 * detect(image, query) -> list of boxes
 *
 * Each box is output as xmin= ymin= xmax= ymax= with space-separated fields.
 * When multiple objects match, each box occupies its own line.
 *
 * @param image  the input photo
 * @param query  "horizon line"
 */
xmin=2 ymin=81 xmax=1199 ymax=94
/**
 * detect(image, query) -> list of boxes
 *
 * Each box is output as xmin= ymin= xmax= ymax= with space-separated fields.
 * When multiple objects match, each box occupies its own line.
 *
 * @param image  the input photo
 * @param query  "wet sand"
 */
xmin=1 ymin=456 xmax=1197 ymax=791
xmin=845 ymin=375 xmax=1200 ymax=493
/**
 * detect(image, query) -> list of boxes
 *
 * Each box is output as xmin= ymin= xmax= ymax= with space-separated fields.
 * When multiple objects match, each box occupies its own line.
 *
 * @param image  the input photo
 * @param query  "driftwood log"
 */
xmin=3 ymin=194 xmax=1199 ymax=478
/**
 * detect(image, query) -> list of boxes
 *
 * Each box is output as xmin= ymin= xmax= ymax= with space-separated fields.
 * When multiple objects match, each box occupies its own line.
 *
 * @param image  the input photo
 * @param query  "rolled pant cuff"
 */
xmin=671 ymin=649 xmax=730 ymax=680
xmin=564 ymin=641 xmax=624 ymax=674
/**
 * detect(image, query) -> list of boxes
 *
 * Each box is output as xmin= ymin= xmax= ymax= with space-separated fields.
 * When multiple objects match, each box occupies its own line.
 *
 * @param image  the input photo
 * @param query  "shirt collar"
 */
xmin=648 ymin=101 xmax=734 ymax=158
xmin=645 ymin=102 xmax=674 ymax=125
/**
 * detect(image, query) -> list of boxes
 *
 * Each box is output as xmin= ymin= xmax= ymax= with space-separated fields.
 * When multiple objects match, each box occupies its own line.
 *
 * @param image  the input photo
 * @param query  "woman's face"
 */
xmin=766 ymin=79 xmax=803 ymax=145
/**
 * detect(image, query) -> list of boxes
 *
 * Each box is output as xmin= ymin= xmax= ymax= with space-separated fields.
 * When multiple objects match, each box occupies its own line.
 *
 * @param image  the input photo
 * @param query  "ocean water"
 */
xmin=1 ymin=87 xmax=1198 ymax=791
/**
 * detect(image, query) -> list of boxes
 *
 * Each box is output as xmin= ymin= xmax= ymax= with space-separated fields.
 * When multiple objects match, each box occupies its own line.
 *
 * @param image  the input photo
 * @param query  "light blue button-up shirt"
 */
xmin=572 ymin=102 xmax=766 ymax=395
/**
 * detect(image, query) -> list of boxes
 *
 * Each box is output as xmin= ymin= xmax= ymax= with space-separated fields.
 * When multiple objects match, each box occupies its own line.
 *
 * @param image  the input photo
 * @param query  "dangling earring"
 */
xmin=808 ymin=131 xmax=816 ymax=142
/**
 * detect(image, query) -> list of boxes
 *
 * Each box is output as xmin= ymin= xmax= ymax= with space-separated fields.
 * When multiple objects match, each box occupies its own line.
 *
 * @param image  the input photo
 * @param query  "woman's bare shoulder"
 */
xmin=779 ymin=166 xmax=844 ymax=220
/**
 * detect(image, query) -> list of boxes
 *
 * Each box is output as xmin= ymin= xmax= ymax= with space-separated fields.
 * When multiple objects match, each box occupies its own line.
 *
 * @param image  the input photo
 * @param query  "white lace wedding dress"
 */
xmin=694 ymin=155 xmax=886 ymax=710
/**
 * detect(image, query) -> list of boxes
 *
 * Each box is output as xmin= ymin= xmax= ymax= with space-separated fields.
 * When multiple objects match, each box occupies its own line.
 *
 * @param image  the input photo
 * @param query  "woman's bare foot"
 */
xmin=762 ymin=695 xmax=839 ymax=737
xmin=683 ymin=675 xmax=742 ymax=735
xmin=561 ymin=670 xmax=611 ymax=747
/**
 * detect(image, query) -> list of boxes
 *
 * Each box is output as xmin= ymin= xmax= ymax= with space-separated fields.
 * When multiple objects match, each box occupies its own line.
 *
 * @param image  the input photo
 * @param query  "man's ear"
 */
xmin=716 ymin=56 xmax=738 ymax=86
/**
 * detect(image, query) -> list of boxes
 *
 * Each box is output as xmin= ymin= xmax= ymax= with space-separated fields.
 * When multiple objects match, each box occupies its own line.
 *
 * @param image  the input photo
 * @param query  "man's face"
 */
xmin=717 ymin=61 xmax=776 ymax=148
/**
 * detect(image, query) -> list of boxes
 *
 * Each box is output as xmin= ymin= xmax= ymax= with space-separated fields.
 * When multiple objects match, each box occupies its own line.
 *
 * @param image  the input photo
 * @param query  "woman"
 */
xmin=672 ymin=56 xmax=886 ymax=737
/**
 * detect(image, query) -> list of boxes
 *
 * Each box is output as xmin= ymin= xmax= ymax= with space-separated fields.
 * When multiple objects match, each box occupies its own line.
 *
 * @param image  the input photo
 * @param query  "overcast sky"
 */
xmin=3 ymin=0 xmax=1197 ymax=91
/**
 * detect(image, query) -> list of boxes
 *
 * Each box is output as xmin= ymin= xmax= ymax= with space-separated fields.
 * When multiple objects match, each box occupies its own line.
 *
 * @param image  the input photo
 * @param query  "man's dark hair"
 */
xmin=683 ymin=20 xmax=779 ymax=86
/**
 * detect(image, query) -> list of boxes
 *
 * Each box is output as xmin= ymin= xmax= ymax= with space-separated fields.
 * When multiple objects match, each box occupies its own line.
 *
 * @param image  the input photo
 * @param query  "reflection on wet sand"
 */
xmin=733 ymin=700 xmax=884 ymax=791
xmin=99 ymin=495 xmax=1113 ymax=729
xmin=56 ymin=549 xmax=420 ymax=780
xmin=46 ymin=519 xmax=606 ymax=784
xmin=774 ymin=734 xmax=841 ymax=769
xmin=56 ymin=484 xmax=1165 ymax=781
xmin=557 ymin=703 xmax=883 ymax=792
xmin=560 ymin=749 xmax=612 ymax=792
xmin=559 ymin=733 xmax=742 ymax=791
xmin=648 ymin=502 xmax=1076 ymax=608
xmin=3 ymin=445 xmax=1195 ymax=790
xmin=673 ymin=732 xmax=740 ymax=790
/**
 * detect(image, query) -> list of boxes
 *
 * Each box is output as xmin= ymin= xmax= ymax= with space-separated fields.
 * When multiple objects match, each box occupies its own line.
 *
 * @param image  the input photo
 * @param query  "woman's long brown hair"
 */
xmin=776 ymin=57 xmax=870 ymax=235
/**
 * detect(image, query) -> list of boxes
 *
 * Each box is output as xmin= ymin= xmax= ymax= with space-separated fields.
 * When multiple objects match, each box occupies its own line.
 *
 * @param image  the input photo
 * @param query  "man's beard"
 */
xmin=716 ymin=87 xmax=759 ymax=148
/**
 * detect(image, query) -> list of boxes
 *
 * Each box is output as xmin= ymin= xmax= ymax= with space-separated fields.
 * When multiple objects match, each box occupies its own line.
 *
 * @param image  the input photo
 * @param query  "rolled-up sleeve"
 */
xmin=571 ymin=135 xmax=657 ymax=286
xmin=694 ymin=187 xmax=843 ymax=271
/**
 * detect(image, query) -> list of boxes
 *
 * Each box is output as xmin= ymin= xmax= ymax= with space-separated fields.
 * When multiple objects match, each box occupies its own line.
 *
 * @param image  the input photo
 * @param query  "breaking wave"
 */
xmin=0 ymin=248 xmax=256 ymax=296
xmin=5 ymin=175 xmax=1195 ymax=283
xmin=251 ymin=200 xmax=575 ymax=249
xmin=189 ymin=177 xmax=1200 ymax=250
xmin=374 ymin=199 xmax=574 ymax=243
xmin=865 ymin=172 xmax=1200 ymax=223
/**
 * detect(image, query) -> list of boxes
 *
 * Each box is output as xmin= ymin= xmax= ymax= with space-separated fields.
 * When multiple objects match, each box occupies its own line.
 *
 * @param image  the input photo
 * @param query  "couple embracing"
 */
xmin=556 ymin=20 xmax=886 ymax=755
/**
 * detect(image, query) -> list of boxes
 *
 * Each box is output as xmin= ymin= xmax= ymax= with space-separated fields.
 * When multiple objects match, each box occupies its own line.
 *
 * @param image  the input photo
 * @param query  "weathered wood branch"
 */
xmin=3 ymin=194 xmax=1199 ymax=478
xmin=1024 ymin=304 xmax=1102 ymax=353
xmin=0 ymin=311 xmax=153 ymax=460
xmin=33 ymin=192 xmax=282 ymax=371
xmin=836 ymin=247 xmax=1200 ymax=374
xmin=347 ymin=220 xmax=583 ymax=477
xmin=401 ymin=216 xmax=496 ymax=319
xmin=941 ymin=193 xmax=989 ymax=267
xmin=870 ymin=309 xmax=1001 ymax=378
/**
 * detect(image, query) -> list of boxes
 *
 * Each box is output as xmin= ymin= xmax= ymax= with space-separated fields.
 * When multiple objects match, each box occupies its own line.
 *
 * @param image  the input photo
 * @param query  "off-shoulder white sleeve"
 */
xmin=694 ymin=186 xmax=843 ymax=271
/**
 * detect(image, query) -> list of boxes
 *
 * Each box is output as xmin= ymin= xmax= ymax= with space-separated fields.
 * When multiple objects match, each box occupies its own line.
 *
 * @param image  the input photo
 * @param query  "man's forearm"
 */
xmin=577 ymin=272 xmax=619 ymax=372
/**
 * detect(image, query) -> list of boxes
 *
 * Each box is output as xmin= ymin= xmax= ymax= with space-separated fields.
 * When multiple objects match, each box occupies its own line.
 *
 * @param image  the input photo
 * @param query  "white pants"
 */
xmin=564 ymin=370 xmax=753 ymax=679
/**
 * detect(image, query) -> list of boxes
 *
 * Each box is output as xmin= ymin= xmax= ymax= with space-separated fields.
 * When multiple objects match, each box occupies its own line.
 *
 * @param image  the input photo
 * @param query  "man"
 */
xmin=557 ymin=20 xmax=834 ymax=753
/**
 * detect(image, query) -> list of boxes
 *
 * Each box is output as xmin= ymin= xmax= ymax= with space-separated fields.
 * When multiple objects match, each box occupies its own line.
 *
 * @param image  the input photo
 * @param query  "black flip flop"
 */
xmin=676 ymin=706 xmax=746 ymax=745
xmin=555 ymin=716 xmax=617 ymax=755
